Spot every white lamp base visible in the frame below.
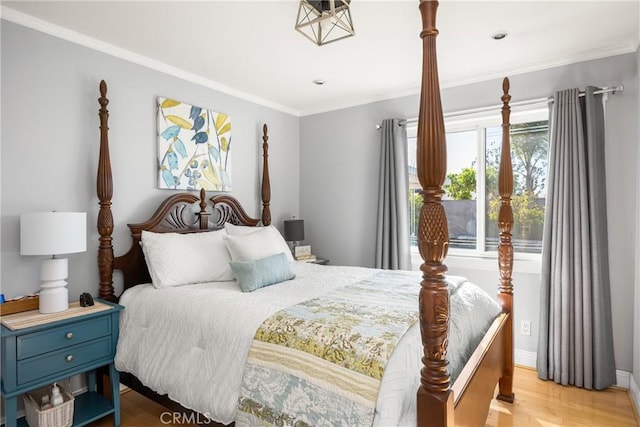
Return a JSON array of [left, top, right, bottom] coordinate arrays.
[[39, 257, 69, 314]]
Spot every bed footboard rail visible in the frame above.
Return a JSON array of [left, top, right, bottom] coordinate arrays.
[[451, 313, 509, 424]]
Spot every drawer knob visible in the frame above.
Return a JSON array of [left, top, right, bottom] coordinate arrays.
[[66, 354, 74, 363], [66, 332, 74, 339]]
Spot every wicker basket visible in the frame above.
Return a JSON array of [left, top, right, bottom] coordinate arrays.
[[23, 384, 74, 427]]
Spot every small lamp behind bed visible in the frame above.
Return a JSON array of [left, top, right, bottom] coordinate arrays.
[[283, 218, 304, 255], [20, 212, 86, 313]]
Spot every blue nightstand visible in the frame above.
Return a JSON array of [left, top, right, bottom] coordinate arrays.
[[1, 300, 122, 427]]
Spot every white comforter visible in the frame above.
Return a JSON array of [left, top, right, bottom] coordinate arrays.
[[115, 263, 500, 426]]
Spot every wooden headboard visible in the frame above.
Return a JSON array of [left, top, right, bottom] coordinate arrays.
[[96, 81, 272, 301]]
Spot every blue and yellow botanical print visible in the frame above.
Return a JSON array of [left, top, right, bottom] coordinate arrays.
[[157, 97, 231, 191]]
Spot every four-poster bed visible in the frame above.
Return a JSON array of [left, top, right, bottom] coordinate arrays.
[[95, 1, 515, 425]]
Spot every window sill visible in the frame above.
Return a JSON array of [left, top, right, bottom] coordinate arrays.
[[410, 250, 541, 275]]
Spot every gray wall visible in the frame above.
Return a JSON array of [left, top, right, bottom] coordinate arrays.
[[300, 53, 639, 372], [1, 21, 300, 300]]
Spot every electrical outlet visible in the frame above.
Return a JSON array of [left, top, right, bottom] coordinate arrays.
[[520, 320, 531, 336]]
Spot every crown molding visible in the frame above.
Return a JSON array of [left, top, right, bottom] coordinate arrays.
[[300, 41, 637, 116], [2, 6, 636, 118], [0, 6, 301, 117]]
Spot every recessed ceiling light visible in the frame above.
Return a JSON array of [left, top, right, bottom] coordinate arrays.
[[312, 79, 326, 85], [491, 31, 509, 40]]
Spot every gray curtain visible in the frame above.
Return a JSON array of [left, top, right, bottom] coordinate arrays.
[[375, 119, 411, 270], [537, 87, 616, 390]]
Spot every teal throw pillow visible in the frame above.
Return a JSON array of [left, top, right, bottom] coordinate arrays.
[[229, 252, 295, 293]]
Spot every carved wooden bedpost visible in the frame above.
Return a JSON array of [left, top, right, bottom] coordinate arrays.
[[416, 1, 453, 426], [97, 80, 116, 302], [496, 77, 515, 403], [261, 124, 271, 226]]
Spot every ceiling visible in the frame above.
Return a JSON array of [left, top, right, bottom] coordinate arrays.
[[3, 1, 639, 116]]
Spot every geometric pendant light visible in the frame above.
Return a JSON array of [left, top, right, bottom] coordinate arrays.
[[295, 0, 355, 46]]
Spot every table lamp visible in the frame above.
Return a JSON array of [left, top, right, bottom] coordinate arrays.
[[20, 212, 87, 313], [284, 218, 304, 254]]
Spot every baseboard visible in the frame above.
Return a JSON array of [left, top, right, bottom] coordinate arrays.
[[513, 349, 632, 390], [629, 374, 640, 422], [514, 349, 536, 368], [616, 370, 631, 389]]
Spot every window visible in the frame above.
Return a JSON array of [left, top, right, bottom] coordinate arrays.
[[407, 106, 549, 256]]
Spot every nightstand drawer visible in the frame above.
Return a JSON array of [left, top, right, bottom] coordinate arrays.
[[17, 316, 111, 360], [17, 336, 112, 385]]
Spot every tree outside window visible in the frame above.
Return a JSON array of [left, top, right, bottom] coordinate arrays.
[[486, 121, 548, 252]]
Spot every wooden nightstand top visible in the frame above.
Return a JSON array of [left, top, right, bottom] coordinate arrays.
[[1, 301, 118, 331]]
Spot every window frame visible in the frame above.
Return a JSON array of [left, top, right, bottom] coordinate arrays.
[[407, 101, 549, 262]]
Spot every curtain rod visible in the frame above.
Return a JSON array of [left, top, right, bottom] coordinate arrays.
[[548, 85, 623, 103], [375, 85, 623, 129]]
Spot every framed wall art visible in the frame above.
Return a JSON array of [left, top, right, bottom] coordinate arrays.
[[157, 97, 232, 191]]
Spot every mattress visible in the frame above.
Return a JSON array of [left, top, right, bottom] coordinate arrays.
[[114, 262, 500, 426]]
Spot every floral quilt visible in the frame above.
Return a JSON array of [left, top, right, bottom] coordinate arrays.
[[236, 271, 421, 426]]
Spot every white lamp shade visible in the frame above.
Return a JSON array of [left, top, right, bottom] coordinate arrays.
[[20, 212, 87, 256]]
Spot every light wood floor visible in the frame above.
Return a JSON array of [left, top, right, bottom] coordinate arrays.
[[89, 366, 638, 426], [487, 367, 638, 426]]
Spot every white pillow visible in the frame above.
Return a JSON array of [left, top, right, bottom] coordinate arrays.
[[224, 223, 258, 235], [224, 223, 294, 261], [140, 229, 234, 288], [223, 226, 293, 262]]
